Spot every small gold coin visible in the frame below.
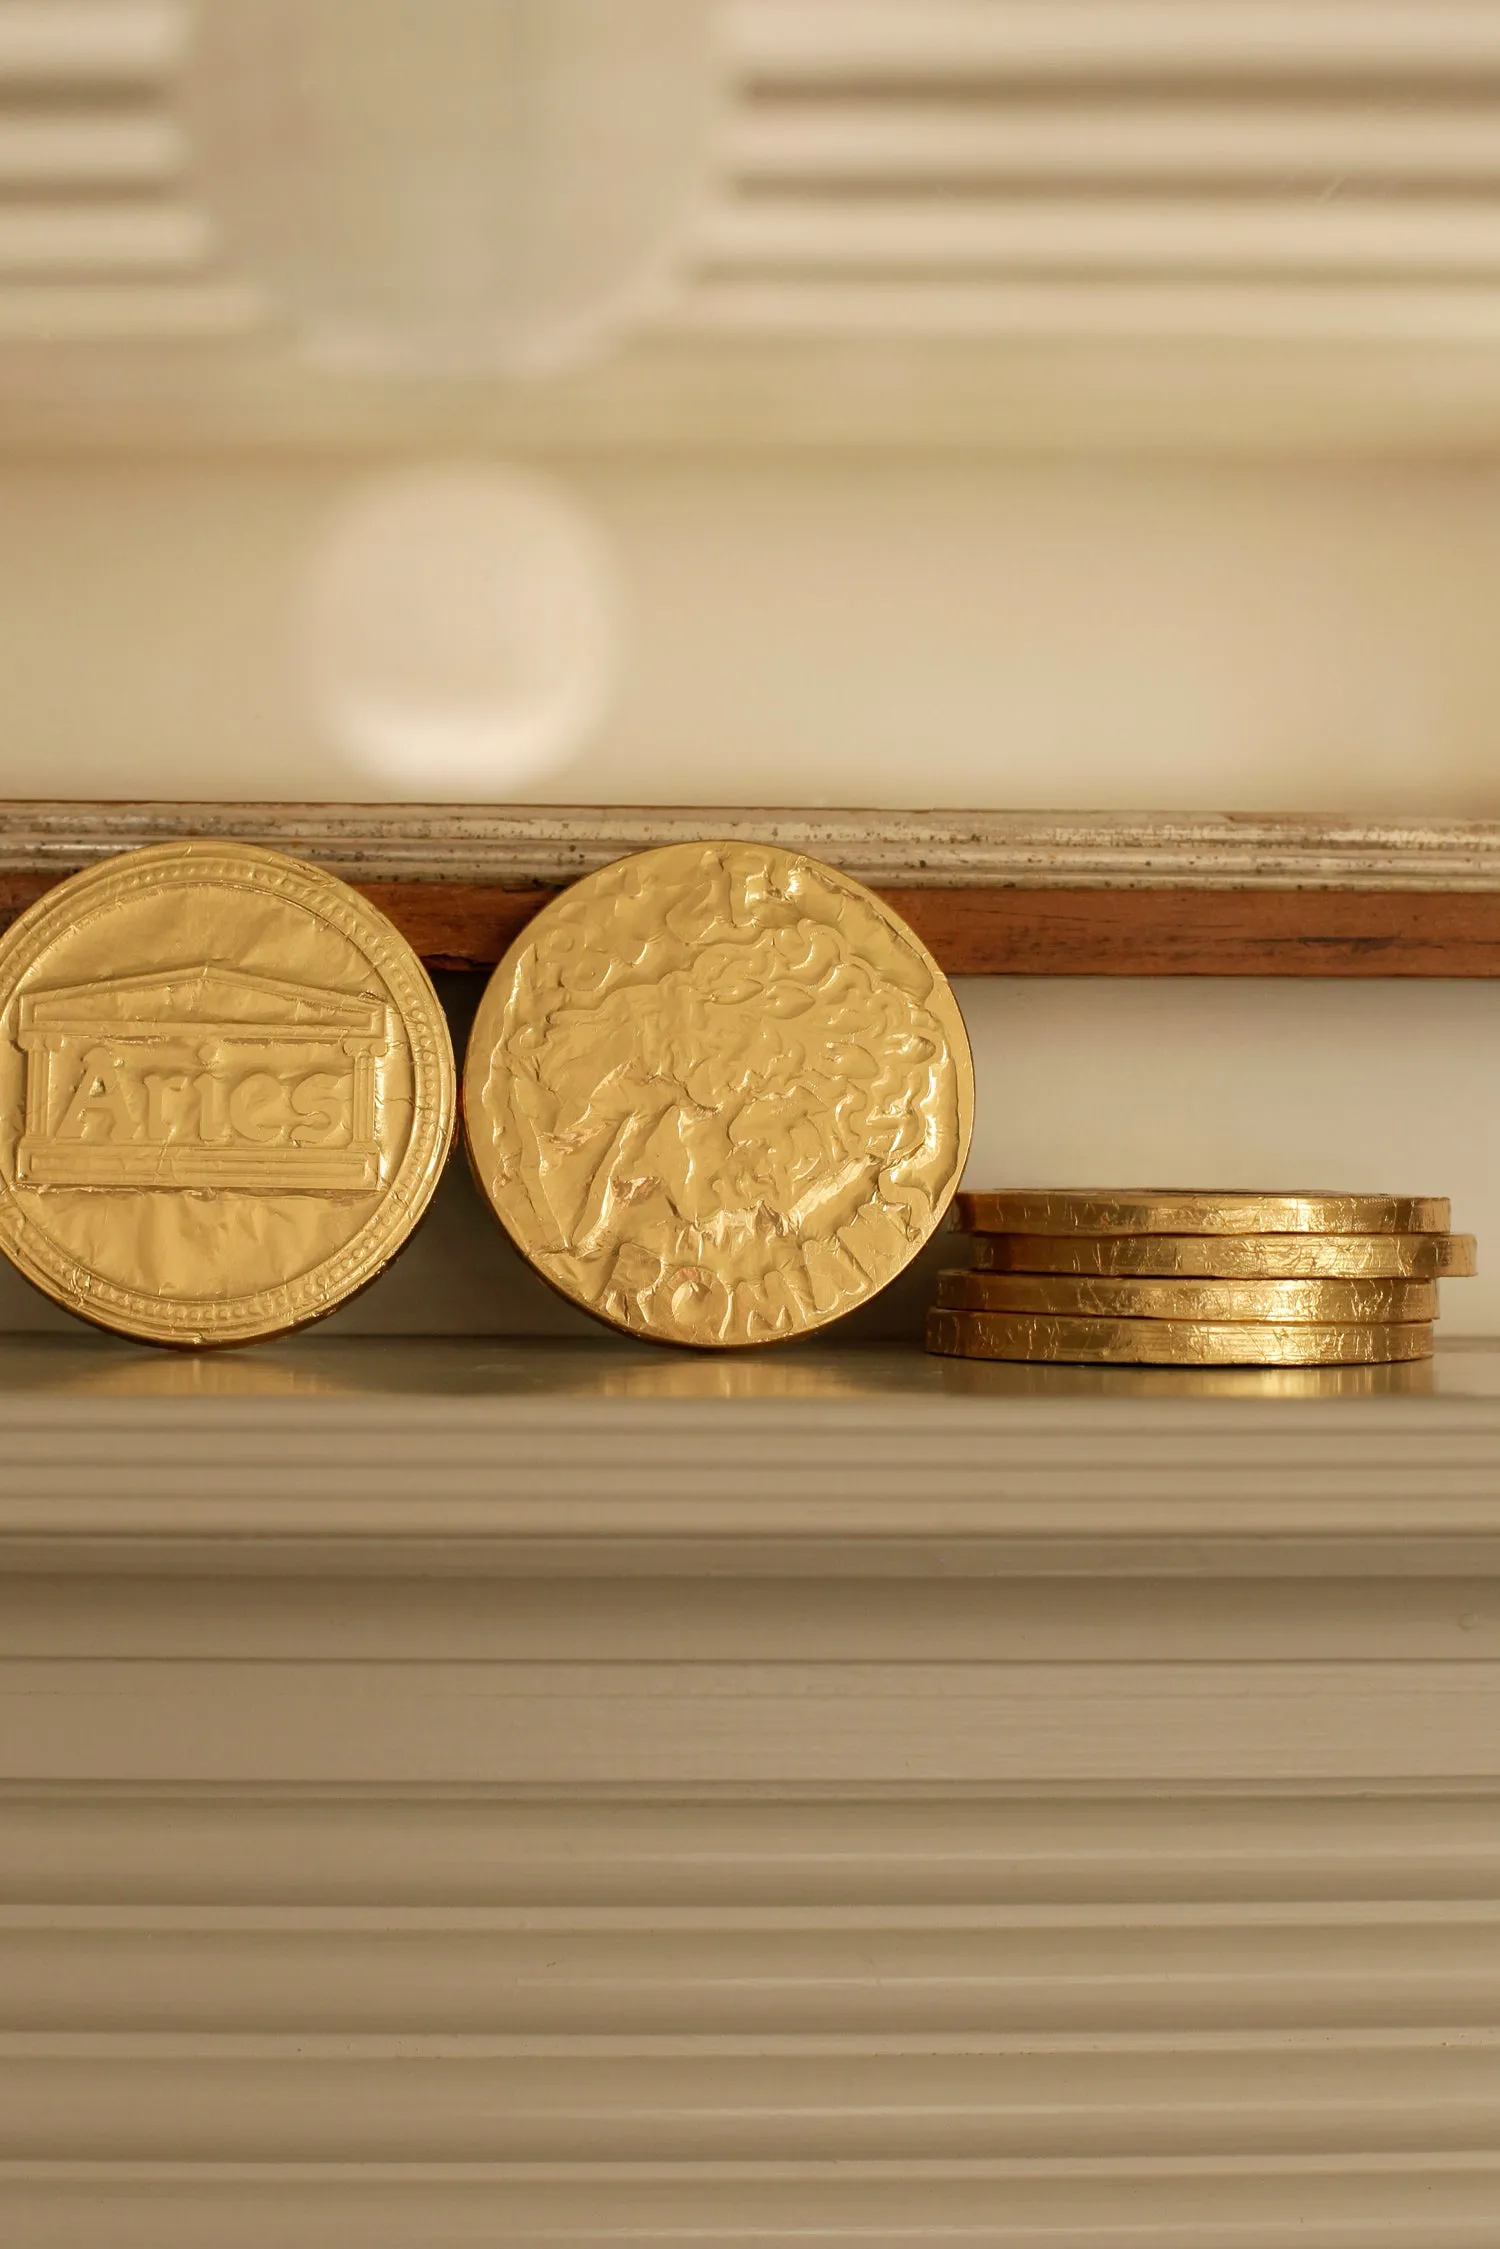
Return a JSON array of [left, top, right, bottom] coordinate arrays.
[[0, 842, 455, 1346], [970, 1231, 1477, 1280], [926, 1307, 1434, 1366], [954, 1189, 1450, 1237], [464, 840, 974, 1348], [935, 1268, 1438, 1324], [933, 1356, 1436, 1402]]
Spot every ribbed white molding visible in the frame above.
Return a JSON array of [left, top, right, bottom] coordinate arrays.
[[0, 204, 209, 274], [3, 1342, 1500, 2239], [0, 0, 258, 345], [0, 4, 186, 81], [6, 2158, 1500, 2248], [724, 3, 1500, 80], [3, 1352, 1500, 1573], [0, 279, 258, 340], [0, 116, 183, 187], [16, 1, 1500, 440], [687, 0, 1500, 348]]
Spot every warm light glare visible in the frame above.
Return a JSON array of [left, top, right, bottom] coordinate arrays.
[[302, 466, 621, 792]]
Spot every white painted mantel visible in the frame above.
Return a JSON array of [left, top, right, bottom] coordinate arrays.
[[3, 1334, 1500, 2246]]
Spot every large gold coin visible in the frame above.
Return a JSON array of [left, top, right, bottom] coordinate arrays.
[[926, 1307, 1434, 1366], [970, 1230, 1477, 1280], [936, 1268, 1438, 1324], [0, 843, 455, 1346], [954, 1189, 1450, 1237], [464, 840, 974, 1348]]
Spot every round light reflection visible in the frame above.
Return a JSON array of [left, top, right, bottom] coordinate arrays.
[[303, 466, 620, 793]]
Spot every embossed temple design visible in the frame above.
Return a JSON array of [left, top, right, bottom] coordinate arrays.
[[15, 966, 387, 1193]]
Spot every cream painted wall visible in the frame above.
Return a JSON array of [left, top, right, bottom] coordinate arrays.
[[2, 454, 1500, 809]]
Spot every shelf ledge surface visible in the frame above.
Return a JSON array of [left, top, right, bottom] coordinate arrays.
[[2, 1334, 1499, 1577]]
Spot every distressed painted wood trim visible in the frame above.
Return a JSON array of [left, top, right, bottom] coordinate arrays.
[[7, 805, 1500, 973], [4, 803, 1500, 891], [5, 1327, 1500, 2244]]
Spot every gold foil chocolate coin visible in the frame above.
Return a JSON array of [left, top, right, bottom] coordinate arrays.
[[955, 1189, 1450, 1237], [0, 843, 455, 1346], [970, 1231, 1478, 1280], [935, 1268, 1439, 1325], [926, 1307, 1434, 1367], [465, 840, 974, 1347]]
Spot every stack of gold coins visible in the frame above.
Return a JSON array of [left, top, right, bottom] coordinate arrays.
[[927, 1192, 1478, 1366]]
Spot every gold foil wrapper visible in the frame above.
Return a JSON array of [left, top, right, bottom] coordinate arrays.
[[969, 1230, 1477, 1280], [464, 841, 974, 1349], [926, 1306, 1435, 1367], [936, 1268, 1439, 1325], [932, 1355, 1441, 1400], [0, 842, 456, 1347], [955, 1190, 1451, 1238]]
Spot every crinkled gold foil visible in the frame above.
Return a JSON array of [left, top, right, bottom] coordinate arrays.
[[955, 1189, 1450, 1237], [936, 1268, 1439, 1325], [927, 1306, 1435, 1367], [464, 841, 974, 1348], [0, 842, 455, 1347], [969, 1230, 1477, 1280]]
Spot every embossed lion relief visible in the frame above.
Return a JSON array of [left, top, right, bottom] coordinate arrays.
[[469, 842, 973, 1347]]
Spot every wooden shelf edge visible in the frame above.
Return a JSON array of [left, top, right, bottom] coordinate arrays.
[[6, 807, 1500, 972], [871, 885, 1500, 979], [6, 871, 1500, 976]]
